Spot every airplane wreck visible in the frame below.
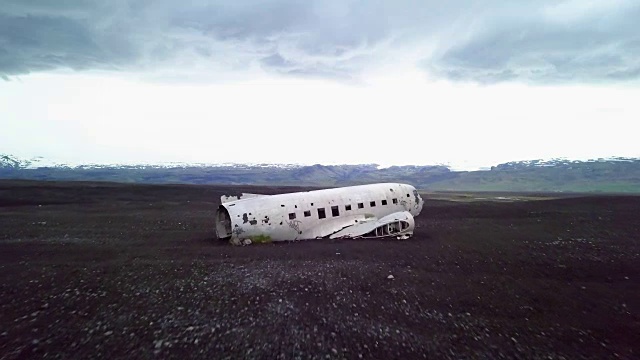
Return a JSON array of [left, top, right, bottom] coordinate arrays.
[[215, 183, 423, 244]]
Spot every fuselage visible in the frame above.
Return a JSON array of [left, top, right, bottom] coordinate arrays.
[[215, 183, 423, 242]]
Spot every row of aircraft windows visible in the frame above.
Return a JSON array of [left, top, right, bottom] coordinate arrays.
[[288, 196, 406, 220]]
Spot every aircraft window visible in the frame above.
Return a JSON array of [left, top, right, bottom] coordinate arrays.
[[281, 204, 285, 207], [407, 194, 410, 197], [289, 213, 296, 220], [370, 201, 376, 207], [311, 202, 314, 206], [357, 203, 364, 209], [331, 206, 339, 217], [345, 204, 352, 211], [304, 210, 311, 217], [392, 198, 398, 204], [317, 208, 326, 219], [381, 200, 387, 205]]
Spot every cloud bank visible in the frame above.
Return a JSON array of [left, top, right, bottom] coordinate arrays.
[[1, 0, 638, 83]]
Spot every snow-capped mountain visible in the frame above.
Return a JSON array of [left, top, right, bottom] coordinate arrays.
[[2, 154, 639, 192]]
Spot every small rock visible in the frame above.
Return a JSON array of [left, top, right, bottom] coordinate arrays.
[[186, 326, 194, 331], [154, 340, 163, 349], [387, 275, 394, 279], [104, 331, 113, 336], [331, 348, 338, 355]]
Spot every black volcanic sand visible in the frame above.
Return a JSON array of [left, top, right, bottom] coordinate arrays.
[[0, 181, 638, 359]]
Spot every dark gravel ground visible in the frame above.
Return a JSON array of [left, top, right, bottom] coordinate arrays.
[[0, 180, 639, 359]]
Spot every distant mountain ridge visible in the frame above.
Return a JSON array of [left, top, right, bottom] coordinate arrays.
[[2, 154, 640, 193]]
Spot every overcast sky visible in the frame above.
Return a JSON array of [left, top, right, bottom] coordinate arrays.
[[1, 0, 639, 169]]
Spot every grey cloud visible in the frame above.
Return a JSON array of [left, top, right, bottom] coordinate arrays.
[[259, 52, 357, 81], [427, 3, 640, 83], [0, 0, 414, 80], [168, 1, 310, 40], [0, 0, 102, 18], [260, 53, 290, 68], [1, 0, 638, 84], [0, 13, 137, 75]]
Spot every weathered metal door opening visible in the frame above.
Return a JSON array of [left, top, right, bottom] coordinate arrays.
[[215, 205, 232, 240]]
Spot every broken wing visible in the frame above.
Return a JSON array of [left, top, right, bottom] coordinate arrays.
[[329, 211, 415, 240]]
